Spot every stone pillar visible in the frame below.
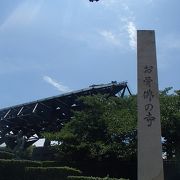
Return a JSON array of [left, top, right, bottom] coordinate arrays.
[[137, 30, 164, 180]]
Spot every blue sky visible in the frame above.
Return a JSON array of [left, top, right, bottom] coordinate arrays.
[[0, 0, 180, 108]]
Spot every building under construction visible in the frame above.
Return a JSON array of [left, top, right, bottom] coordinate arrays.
[[0, 81, 131, 150]]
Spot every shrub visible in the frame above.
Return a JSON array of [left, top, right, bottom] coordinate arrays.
[[0, 159, 41, 180], [67, 176, 129, 180], [25, 167, 82, 180], [41, 161, 66, 167], [0, 151, 15, 159]]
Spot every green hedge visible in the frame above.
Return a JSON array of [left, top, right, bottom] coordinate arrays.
[[67, 176, 128, 180], [0, 159, 41, 180], [0, 160, 81, 180], [41, 160, 66, 167], [0, 151, 15, 159], [25, 167, 82, 180]]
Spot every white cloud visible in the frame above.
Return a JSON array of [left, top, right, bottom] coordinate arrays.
[[99, 30, 120, 46], [43, 76, 72, 93], [100, 0, 121, 8], [121, 3, 135, 18], [0, 0, 44, 30], [99, 0, 137, 50], [127, 21, 137, 50]]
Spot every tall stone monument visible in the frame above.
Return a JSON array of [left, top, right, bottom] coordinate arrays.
[[137, 30, 164, 180]]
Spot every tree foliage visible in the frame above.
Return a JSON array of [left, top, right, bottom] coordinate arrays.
[[44, 94, 137, 162], [160, 88, 180, 159], [43, 88, 180, 162]]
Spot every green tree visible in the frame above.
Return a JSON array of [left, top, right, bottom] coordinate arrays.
[[160, 88, 180, 160], [43, 89, 180, 162], [44, 94, 137, 163]]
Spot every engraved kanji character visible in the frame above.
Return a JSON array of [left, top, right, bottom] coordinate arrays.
[[143, 89, 154, 101], [144, 112, 156, 127], [145, 104, 153, 111], [144, 65, 153, 73], [144, 76, 153, 87]]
